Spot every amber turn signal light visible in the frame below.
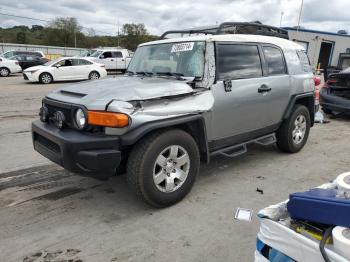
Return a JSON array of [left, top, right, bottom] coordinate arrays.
[[88, 111, 129, 127]]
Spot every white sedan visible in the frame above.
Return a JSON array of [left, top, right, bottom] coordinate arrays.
[[23, 57, 107, 84], [0, 57, 22, 77]]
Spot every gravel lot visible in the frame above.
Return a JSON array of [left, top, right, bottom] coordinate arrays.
[[0, 75, 349, 262]]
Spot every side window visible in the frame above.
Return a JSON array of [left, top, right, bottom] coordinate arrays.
[[263, 46, 286, 75], [112, 51, 123, 58], [216, 44, 262, 80], [101, 52, 112, 58], [296, 50, 312, 72], [77, 59, 92, 65], [55, 59, 73, 67], [25, 56, 36, 61]]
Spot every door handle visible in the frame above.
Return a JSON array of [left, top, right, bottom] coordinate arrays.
[[258, 84, 271, 93], [121, 59, 125, 61], [111, 59, 114, 61]]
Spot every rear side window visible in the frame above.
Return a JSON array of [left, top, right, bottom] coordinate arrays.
[[112, 51, 123, 58], [216, 44, 262, 80], [296, 50, 312, 72], [263, 46, 286, 75], [76, 59, 92, 65]]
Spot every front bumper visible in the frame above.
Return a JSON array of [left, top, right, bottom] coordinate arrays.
[[320, 89, 350, 113], [32, 120, 121, 174], [23, 72, 38, 82]]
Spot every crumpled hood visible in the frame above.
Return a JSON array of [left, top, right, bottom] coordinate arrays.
[[47, 76, 194, 110]]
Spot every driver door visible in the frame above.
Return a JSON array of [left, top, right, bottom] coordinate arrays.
[[210, 43, 277, 146], [99, 51, 115, 69], [52, 59, 76, 80]]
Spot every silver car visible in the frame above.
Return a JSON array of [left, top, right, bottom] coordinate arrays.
[[32, 23, 315, 207]]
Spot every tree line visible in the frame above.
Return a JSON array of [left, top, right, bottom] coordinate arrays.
[[0, 17, 159, 51]]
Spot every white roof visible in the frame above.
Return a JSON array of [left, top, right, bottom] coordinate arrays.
[[140, 34, 303, 51]]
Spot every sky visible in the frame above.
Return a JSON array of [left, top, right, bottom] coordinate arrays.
[[0, 0, 349, 36]]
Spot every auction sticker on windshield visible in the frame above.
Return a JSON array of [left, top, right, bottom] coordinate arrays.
[[171, 42, 194, 53]]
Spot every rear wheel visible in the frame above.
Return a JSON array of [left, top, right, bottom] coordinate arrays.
[[39, 73, 53, 84], [0, 67, 10, 77], [127, 129, 200, 207], [88, 71, 100, 80], [276, 105, 311, 153]]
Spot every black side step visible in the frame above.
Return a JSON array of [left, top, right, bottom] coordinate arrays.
[[210, 133, 276, 158]]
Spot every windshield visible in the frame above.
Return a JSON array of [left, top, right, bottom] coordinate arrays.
[[90, 51, 103, 57], [128, 41, 205, 78], [3, 51, 14, 58], [44, 58, 61, 66]]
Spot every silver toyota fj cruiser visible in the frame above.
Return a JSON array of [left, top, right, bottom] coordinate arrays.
[[32, 23, 315, 207]]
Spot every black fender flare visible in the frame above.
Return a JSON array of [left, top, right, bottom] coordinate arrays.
[[283, 92, 315, 126], [120, 114, 210, 163]]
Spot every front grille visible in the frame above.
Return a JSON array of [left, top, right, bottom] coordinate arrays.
[[43, 98, 76, 129], [35, 133, 61, 154], [42, 98, 104, 133]]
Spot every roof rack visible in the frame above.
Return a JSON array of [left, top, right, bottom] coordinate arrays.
[[160, 22, 289, 40]]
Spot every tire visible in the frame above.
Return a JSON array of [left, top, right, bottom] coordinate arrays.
[[39, 73, 53, 84], [89, 71, 100, 80], [0, 67, 10, 77], [276, 105, 311, 153], [127, 129, 200, 207]]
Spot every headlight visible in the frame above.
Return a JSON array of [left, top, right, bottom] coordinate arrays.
[[75, 108, 87, 129], [25, 70, 38, 74]]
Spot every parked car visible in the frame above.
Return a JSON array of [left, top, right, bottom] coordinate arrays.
[[9, 55, 49, 70], [0, 57, 22, 77], [23, 57, 107, 84], [1, 50, 45, 59], [320, 68, 350, 115], [32, 22, 315, 207], [87, 49, 132, 72]]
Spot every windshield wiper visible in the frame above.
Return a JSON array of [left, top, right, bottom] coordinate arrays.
[[136, 71, 153, 77], [155, 72, 184, 80], [126, 70, 135, 76]]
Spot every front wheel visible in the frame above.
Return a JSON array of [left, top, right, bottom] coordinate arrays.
[[0, 67, 10, 77], [127, 129, 200, 207], [276, 105, 311, 153], [39, 73, 53, 84]]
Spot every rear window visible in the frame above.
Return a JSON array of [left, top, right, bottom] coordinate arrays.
[[296, 50, 312, 72], [216, 44, 263, 80], [263, 46, 286, 75]]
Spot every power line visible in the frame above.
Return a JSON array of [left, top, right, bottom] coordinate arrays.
[[0, 11, 115, 36]]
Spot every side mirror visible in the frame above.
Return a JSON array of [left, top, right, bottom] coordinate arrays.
[[55, 64, 61, 68], [99, 55, 105, 59]]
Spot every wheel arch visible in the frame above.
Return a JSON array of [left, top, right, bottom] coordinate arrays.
[[283, 92, 315, 126], [89, 70, 100, 77], [0, 66, 11, 75], [121, 115, 210, 163], [39, 71, 54, 82]]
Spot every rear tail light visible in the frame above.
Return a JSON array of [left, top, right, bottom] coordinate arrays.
[[313, 76, 321, 86], [326, 79, 337, 86]]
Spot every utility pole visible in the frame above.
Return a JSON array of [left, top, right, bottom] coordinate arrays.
[[279, 11, 284, 27], [74, 29, 77, 48], [117, 19, 120, 47], [296, 0, 304, 32]]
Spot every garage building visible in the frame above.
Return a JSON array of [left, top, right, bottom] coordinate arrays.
[[285, 27, 350, 71]]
